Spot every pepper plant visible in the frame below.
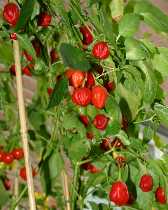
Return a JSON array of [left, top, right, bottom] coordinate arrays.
[[1, 0, 168, 209]]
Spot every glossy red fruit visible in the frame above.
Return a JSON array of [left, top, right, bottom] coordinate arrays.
[[80, 26, 93, 45], [65, 69, 75, 80], [81, 162, 100, 174], [72, 87, 91, 106], [22, 66, 32, 76], [12, 148, 24, 160], [0, 150, 4, 162], [32, 39, 41, 57], [71, 71, 85, 88], [79, 115, 89, 127], [3, 3, 20, 26], [86, 132, 94, 140], [23, 50, 33, 62], [86, 72, 95, 88], [111, 138, 124, 149], [10, 33, 17, 40], [155, 187, 167, 204], [3, 178, 12, 190], [92, 42, 110, 60], [91, 86, 108, 109], [104, 81, 116, 92], [38, 13, 52, 27], [93, 114, 109, 130], [139, 175, 153, 192], [19, 167, 36, 181], [50, 49, 59, 64], [3, 153, 14, 164], [9, 65, 16, 76], [109, 181, 129, 206], [115, 156, 126, 168], [47, 88, 53, 96], [100, 138, 111, 151]]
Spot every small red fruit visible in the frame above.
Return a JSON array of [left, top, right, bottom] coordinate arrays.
[[65, 69, 75, 80], [47, 88, 53, 96], [10, 33, 17, 40], [32, 39, 41, 57], [71, 70, 85, 88], [3, 178, 12, 190], [22, 66, 32, 76], [115, 156, 126, 168], [111, 138, 124, 149], [38, 13, 52, 27], [23, 50, 33, 62], [3, 153, 14, 165], [86, 72, 95, 88], [12, 148, 24, 160], [50, 49, 59, 64], [139, 174, 153, 192], [9, 65, 16, 76], [86, 132, 94, 140], [19, 167, 36, 181], [155, 187, 167, 204], [100, 138, 111, 151], [104, 81, 116, 92], [81, 162, 100, 174], [92, 42, 110, 60], [79, 115, 89, 127], [3, 3, 20, 26], [80, 26, 93, 45], [93, 114, 109, 130], [72, 87, 91, 106], [91, 86, 108, 109], [109, 181, 129, 206], [0, 150, 4, 162]]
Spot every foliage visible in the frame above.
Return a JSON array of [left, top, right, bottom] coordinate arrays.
[[0, 0, 168, 209]]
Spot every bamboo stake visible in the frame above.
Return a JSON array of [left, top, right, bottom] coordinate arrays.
[[62, 170, 71, 210], [14, 175, 19, 210], [12, 39, 36, 210]]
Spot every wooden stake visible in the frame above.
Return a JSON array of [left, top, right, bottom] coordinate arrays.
[[13, 39, 36, 210], [62, 171, 71, 210]]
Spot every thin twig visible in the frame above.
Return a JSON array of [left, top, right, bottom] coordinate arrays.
[[13, 39, 36, 210]]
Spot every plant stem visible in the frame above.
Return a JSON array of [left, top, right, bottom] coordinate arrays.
[[71, 162, 79, 210], [11, 186, 28, 210]]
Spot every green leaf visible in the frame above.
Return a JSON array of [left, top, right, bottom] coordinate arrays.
[[15, 0, 36, 31], [143, 126, 154, 142], [115, 130, 130, 145], [17, 34, 36, 58], [109, 0, 124, 21], [63, 112, 86, 137], [0, 180, 10, 207], [0, 41, 13, 66], [119, 14, 141, 37], [152, 53, 168, 79], [105, 120, 120, 136], [68, 135, 90, 162], [118, 83, 141, 120], [125, 38, 148, 60], [136, 187, 153, 210], [105, 96, 121, 121], [136, 61, 157, 104], [48, 77, 69, 109], [48, 151, 63, 179], [134, 0, 168, 33], [60, 43, 91, 71], [154, 103, 168, 128]]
